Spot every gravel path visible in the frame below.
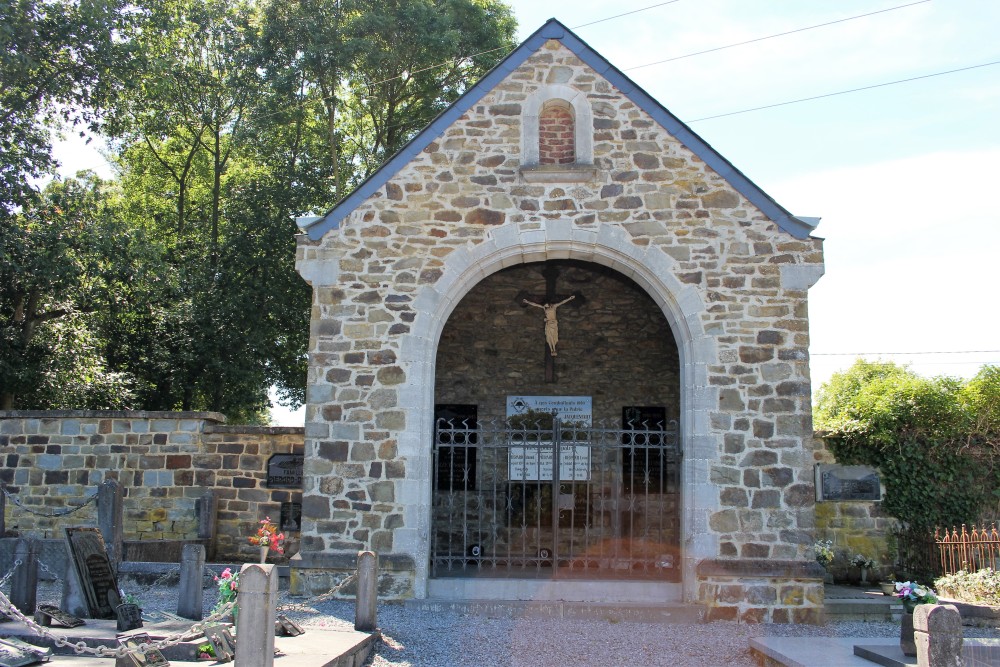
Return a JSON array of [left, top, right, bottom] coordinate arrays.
[[16, 576, 1000, 667]]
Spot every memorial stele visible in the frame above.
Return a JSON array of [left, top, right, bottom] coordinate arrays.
[[292, 19, 827, 623]]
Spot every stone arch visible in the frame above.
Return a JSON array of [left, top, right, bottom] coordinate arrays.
[[521, 84, 594, 166], [396, 222, 719, 601]]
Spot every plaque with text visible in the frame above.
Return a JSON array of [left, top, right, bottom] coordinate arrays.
[[116, 603, 144, 632], [815, 464, 882, 501], [66, 527, 120, 619], [506, 396, 592, 481], [35, 604, 85, 628], [275, 614, 305, 636], [116, 633, 168, 667], [202, 626, 235, 663], [280, 502, 302, 532], [266, 454, 303, 489]]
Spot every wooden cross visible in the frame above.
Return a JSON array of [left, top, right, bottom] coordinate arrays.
[[517, 264, 584, 383]]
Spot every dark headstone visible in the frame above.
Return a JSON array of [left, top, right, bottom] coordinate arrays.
[[266, 454, 303, 489], [116, 603, 144, 632], [176, 544, 205, 621], [116, 633, 169, 667], [34, 604, 85, 628], [815, 464, 882, 501], [275, 614, 305, 636], [65, 527, 120, 619], [279, 502, 302, 532], [10, 539, 38, 614], [202, 626, 235, 663]]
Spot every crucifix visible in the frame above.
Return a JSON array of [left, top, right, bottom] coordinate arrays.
[[517, 264, 584, 383]]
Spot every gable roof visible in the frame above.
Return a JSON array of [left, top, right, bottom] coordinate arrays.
[[302, 18, 818, 241]]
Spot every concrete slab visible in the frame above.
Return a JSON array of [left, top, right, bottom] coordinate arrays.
[[751, 637, 1000, 667], [0, 621, 377, 667]]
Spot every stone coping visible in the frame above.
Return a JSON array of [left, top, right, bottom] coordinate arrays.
[[206, 424, 304, 435], [293, 551, 416, 572], [0, 409, 228, 422], [696, 558, 826, 579]]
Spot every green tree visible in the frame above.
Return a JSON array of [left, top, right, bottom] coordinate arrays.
[[815, 360, 1000, 530]]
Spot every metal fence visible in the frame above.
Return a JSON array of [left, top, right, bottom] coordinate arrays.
[[936, 524, 1000, 576], [431, 418, 681, 580]]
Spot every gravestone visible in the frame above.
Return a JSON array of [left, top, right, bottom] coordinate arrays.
[[115, 633, 169, 667], [0, 638, 38, 667], [10, 538, 39, 614], [275, 614, 304, 636], [202, 626, 235, 663], [65, 527, 120, 619], [176, 544, 205, 621], [116, 603, 144, 632], [34, 604, 85, 628]]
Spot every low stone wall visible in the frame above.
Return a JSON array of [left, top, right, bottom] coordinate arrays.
[[696, 558, 825, 623], [0, 411, 303, 561]]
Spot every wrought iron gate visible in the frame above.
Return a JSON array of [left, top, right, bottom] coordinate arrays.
[[431, 418, 681, 580]]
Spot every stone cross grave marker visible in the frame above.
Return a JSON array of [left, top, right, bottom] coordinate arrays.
[[65, 527, 120, 619]]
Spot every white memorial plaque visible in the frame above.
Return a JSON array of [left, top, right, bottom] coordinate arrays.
[[506, 396, 591, 481]]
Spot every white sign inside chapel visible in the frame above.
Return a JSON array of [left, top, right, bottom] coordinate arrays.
[[505, 395, 592, 481]]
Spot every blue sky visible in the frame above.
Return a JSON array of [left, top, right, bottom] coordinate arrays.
[[55, 0, 1000, 424]]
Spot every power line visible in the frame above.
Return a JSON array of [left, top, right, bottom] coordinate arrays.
[[573, 1, 682, 29], [624, 0, 930, 71], [686, 59, 1000, 122], [813, 350, 1000, 356]]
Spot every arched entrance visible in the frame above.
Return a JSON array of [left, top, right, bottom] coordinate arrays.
[[431, 260, 682, 581]]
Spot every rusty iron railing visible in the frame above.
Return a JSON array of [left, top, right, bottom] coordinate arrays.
[[935, 524, 1000, 575]]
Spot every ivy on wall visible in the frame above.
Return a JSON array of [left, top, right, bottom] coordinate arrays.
[[815, 361, 1000, 531]]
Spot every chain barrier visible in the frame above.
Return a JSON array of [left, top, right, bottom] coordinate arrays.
[[0, 586, 236, 658], [0, 559, 22, 590], [277, 572, 357, 612], [2, 486, 98, 518], [36, 559, 63, 587]]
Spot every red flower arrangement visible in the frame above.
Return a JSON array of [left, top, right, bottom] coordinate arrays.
[[248, 517, 285, 554]]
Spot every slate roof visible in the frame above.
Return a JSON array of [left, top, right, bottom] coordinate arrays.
[[303, 18, 818, 241]]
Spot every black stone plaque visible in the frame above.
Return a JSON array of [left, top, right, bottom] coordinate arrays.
[[202, 626, 235, 663], [66, 527, 120, 619], [275, 614, 305, 636], [116, 603, 144, 632], [34, 604, 85, 628], [280, 502, 302, 532], [816, 464, 882, 501], [116, 633, 169, 667], [266, 454, 303, 489]]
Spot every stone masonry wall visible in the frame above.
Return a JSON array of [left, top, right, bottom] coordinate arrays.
[[0, 411, 303, 561], [296, 38, 825, 614]]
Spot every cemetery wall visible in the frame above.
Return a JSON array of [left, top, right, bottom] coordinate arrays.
[[813, 438, 895, 581], [0, 411, 303, 561]]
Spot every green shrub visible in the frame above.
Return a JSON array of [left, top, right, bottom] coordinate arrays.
[[935, 569, 1000, 606]]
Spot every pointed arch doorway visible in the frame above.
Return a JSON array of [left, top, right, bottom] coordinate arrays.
[[431, 259, 682, 588]]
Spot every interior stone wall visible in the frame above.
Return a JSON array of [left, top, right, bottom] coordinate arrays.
[[435, 260, 680, 421]]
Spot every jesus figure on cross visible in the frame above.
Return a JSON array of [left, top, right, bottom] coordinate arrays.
[[523, 295, 575, 356]]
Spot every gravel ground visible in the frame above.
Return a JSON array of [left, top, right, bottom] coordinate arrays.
[[13, 576, 1000, 667]]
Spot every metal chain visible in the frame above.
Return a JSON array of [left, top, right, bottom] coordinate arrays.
[[0, 559, 22, 590], [0, 587, 236, 658], [277, 572, 357, 612], [36, 559, 63, 586], [2, 487, 98, 518]]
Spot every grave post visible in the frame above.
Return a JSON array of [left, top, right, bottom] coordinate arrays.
[[98, 479, 124, 570], [914, 603, 963, 667], [0, 483, 6, 537], [11, 538, 39, 614], [61, 539, 89, 618], [234, 563, 277, 667], [196, 489, 218, 561], [354, 551, 378, 632], [177, 544, 206, 620]]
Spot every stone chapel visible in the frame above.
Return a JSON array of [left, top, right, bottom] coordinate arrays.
[[292, 19, 826, 622]]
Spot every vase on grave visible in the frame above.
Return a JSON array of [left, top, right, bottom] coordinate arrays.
[[860, 567, 869, 584], [259, 545, 269, 563], [900, 610, 917, 656]]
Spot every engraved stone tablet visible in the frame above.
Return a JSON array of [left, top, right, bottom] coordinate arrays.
[[275, 614, 304, 636], [116, 633, 169, 667], [202, 626, 235, 663], [34, 604, 85, 628], [116, 603, 144, 632], [815, 464, 882, 501], [266, 453, 303, 489], [65, 527, 120, 618], [0, 638, 40, 667], [279, 502, 301, 532]]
